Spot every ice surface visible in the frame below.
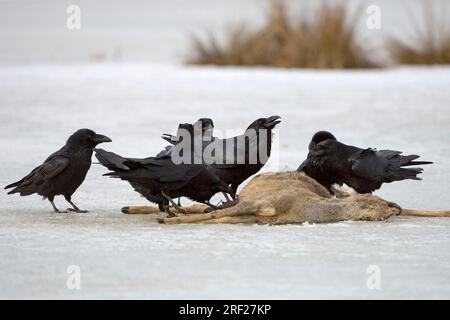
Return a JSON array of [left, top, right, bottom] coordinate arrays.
[[0, 64, 449, 298]]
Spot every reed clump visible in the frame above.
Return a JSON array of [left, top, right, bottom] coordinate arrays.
[[188, 2, 378, 69], [388, 2, 450, 65]]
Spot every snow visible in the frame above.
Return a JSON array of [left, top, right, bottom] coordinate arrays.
[[0, 63, 450, 299]]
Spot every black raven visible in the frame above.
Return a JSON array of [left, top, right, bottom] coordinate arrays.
[[95, 116, 280, 215], [5, 129, 111, 212], [161, 118, 214, 146], [156, 118, 217, 205], [206, 115, 281, 194], [94, 148, 235, 216], [157, 118, 215, 158], [298, 131, 433, 193], [165, 116, 281, 198]]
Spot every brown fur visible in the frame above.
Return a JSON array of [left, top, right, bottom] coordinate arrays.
[[162, 172, 401, 224], [123, 172, 450, 224]]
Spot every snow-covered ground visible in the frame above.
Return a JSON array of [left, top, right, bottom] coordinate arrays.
[[0, 63, 449, 299]]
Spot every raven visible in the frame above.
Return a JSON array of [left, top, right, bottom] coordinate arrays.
[[298, 131, 433, 193], [5, 129, 111, 212], [161, 118, 214, 146], [95, 116, 280, 216], [156, 118, 215, 158], [166, 116, 281, 198], [156, 118, 217, 205], [94, 148, 235, 216], [206, 115, 281, 194]]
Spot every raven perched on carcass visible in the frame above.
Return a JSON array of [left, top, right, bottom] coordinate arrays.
[[298, 131, 432, 193]]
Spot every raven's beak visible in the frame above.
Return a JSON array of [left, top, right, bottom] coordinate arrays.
[[263, 115, 281, 129], [92, 134, 112, 144]]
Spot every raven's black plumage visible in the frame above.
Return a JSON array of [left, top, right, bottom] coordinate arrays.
[[95, 116, 280, 215], [157, 118, 215, 158], [5, 129, 111, 212], [161, 118, 214, 146], [158, 116, 281, 194], [94, 148, 234, 216], [298, 131, 433, 193], [208, 116, 281, 193]]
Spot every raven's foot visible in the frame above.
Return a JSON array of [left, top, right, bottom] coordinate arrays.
[[203, 196, 239, 213], [157, 217, 165, 224], [55, 209, 72, 213], [217, 198, 239, 209], [217, 194, 239, 209], [170, 206, 186, 214], [164, 209, 178, 218], [66, 208, 89, 213], [203, 206, 216, 213], [203, 201, 219, 213]]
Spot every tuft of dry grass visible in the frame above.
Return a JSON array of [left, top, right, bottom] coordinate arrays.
[[388, 2, 450, 65], [188, 1, 378, 69]]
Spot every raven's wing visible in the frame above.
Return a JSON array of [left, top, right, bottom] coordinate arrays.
[[5, 155, 70, 194], [137, 158, 205, 183], [349, 148, 387, 182], [95, 148, 205, 184], [94, 148, 133, 171], [350, 149, 427, 183]]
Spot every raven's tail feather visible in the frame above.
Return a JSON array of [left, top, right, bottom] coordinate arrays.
[[382, 152, 432, 182], [396, 154, 433, 167], [94, 148, 130, 172], [396, 167, 424, 181], [5, 180, 23, 190], [6, 187, 18, 195], [5, 179, 36, 195], [401, 160, 433, 167]]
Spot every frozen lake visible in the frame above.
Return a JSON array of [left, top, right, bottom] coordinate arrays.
[[0, 63, 449, 298]]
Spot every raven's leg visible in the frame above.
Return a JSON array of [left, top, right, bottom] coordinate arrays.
[[218, 183, 239, 208], [158, 201, 177, 217], [204, 181, 239, 212], [219, 192, 235, 207], [203, 201, 219, 213], [161, 191, 186, 214], [64, 195, 89, 213], [48, 196, 61, 213], [216, 194, 239, 209], [222, 192, 232, 202], [161, 203, 178, 218]]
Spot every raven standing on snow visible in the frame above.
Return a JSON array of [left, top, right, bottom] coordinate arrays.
[[298, 131, 433, 193], [5, 129, 111, 212]]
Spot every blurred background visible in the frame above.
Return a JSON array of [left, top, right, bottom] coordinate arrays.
[[0, 0, 449, 65]]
